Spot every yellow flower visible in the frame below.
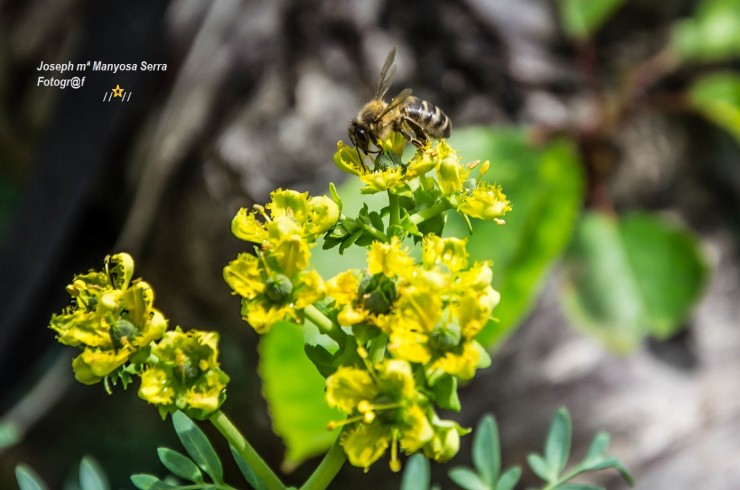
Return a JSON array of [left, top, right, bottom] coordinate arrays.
[[138, 328, 230, 420], [49, 253, 168, 384], [326, 359, 435, 472], [224, 252, 324, 334], [458, 181, 511, 221], [367, 237, 414, 278]]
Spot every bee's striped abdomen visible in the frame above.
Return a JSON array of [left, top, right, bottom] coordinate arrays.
[[401, 96, 451, 138]]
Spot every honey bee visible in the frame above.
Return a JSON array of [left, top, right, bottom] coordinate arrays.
[[348, 47, 451, 157]]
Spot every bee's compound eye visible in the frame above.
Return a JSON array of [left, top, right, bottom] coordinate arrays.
[[350, 125, 370, 150]]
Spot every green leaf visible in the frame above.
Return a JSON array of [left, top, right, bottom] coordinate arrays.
[[689, 73, 740, 144], [429, 374, 461, 412], [16, 465, 48, 490], [495, 467, 521, 490], [157, 448, 203, 483], [671, 0, 740, 62], [401, 454, 430, 490], [562, 212, 707, 352], [559, 0, 624, 40], [0, 421, 20, 450], [230, 445, 267, 490], [130, 474, 178, 490], [544, 407, 572, 476], [446, 127, 585, 348], [584, 433, 610, 461], [527, 454, 552, 483], [172, 411, 224, 484], [472, 414, 500, 486], [259, 320, 342, 467], [79, 456, 110, 490], [573, 457, 635, 486], [448, 467, 489, 490], [558, 484, 604, 490]]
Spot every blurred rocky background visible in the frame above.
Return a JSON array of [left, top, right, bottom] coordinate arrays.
[[1, 0, 739, 488]]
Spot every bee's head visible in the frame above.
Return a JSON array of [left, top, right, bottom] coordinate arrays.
[[348, 120, 371, 154]]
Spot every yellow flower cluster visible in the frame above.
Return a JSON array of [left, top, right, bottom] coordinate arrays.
[[224, 189, 339, 333], [324, 235, 498, 470], [49, 253, 229, 420]]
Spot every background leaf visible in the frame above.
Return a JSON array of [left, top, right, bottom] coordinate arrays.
[[156, 448, 203, 483], [230, 445, 267, 490], [79, 456, 110, 490], [258, 320, 342, 467], [671, 0, 740, 62], [400, 454, 430, 490], [562, 212, 707, 351], [495, 467, 521, 490], [448, 467, 489, 490], [472, 414, 500, 486], [559, 0, 624, 40], [544, 408, 572, 477], [172, 411, 224, 484], [689, 73, 740, 144], [16, 465, 48, 490], [446, 127, 585, 347]]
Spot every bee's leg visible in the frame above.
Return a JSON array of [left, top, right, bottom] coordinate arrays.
[[399, 117, 428, 148]]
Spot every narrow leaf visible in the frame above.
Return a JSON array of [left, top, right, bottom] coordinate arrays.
[[576, 457, 635, 485], [472, 414, 500, 486], [157, 448, 203, 483], [584, 433, 610, 460], [129, 474, 177, 490], [401, 454, 430, 490], [558, 484, 604, 490], [172, 411, 224, 484], [79, 456, 110, 490], [16, 465, 48, 490], [495, 467, 521, 490], [526, 454, 553, 482], [230, 445, 267, 490], [448, 467, 489, 490], [544, 407, 572, 476]]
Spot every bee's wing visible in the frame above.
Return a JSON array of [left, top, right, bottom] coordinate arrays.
[[374, 47, 398, 99], [375, 88, 413, 121]]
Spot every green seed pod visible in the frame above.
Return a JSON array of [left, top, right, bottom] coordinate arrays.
[[430, 323, 461, 351], [264, 274, 293, 303], [110, 318, 138, 349]]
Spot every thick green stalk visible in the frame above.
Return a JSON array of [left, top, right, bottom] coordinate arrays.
[[300, 436, 347, 490], [388, 191, 401, 228], [304, 304, 344, 341], [210, 410, 286, 490], [409, 200, 451, 225]]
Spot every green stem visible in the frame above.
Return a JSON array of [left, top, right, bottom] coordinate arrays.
[[362, 222, 389, 242], [304, 304, 344, 340], [300, 435, 347, 490], [409, 200, 451, 226], [388, 191, 401, 228], [209, 410, 286, 490]]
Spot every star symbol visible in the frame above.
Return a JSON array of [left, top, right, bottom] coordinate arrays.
[[112, 84, 124, 97]]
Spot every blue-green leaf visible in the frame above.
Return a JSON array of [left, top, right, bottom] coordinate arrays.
[[157, 448, 204, 483], [448, 467, 489, 490], [79, 456, 109, 490], [558, 484, 604, 490], [527, 453, 553, 483], [401, 454, 430, 490], [472, 414, 500, 486], [172, 411, 224, 484], [584, 433, 610, 461], [230, 445, 267, 490], [130, 474, 177, 490], [0, 421, 20, 450], [544, 407, 572, 476], [495, 467, 521, 490], [16, 465, 48, 490]]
